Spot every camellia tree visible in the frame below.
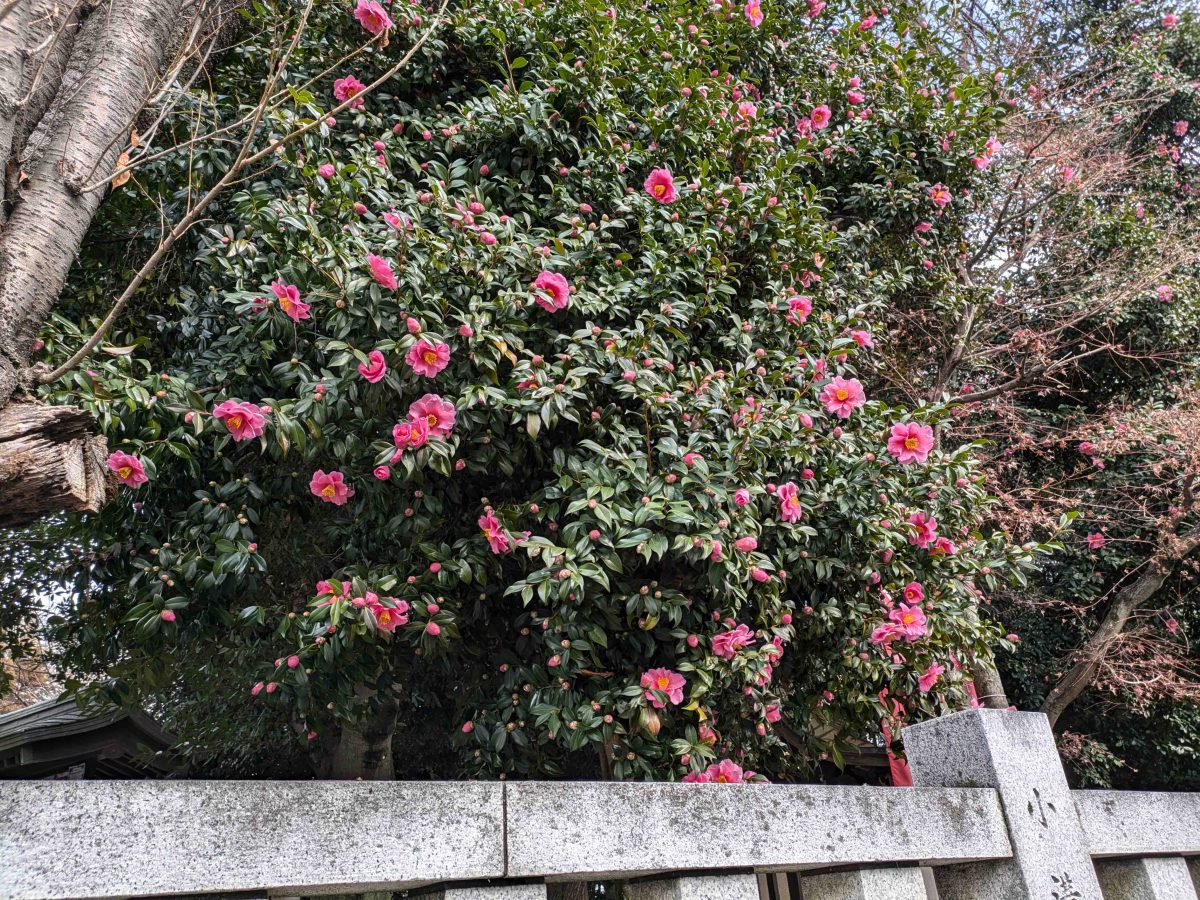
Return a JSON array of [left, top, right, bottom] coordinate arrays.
[[9, 0, 1043, 780]]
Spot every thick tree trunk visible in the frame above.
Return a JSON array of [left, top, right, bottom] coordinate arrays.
[[971, 656, 1010, 709], [0, 0, 196, 528], [0, 402, 107, 525], [314, 696, 399, 780], [0, 0, 187, 406], [1041, 526, 1200, 728]]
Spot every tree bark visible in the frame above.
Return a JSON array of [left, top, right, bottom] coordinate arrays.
[[0, 402, 107, 525], [0, 0, 187, 406], [0, 0, 199, 528], [972, 655, 1011, 709], [315, 696, 399, 780], [1041, 526, 1200, 728]]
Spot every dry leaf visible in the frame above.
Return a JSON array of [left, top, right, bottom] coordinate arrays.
[[111, 152, 131, 189]]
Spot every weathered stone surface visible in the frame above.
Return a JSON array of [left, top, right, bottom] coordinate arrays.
[[802, 867, 928, 899], [505, 782, 1010, 880], [1075, 791, 1200, 858], [1097, 858, 1199, 900], [546, 884, 588, 900], [427, 886, 548, 900], [625, 874, 760, 900], [905, 709, 1103, 900], [0, 781, 504, 898]]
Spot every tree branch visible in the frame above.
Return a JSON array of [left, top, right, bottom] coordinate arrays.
[[1041, 525, 1200, 728]]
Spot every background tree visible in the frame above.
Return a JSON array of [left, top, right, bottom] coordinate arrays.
[[879, 0, 1200, 786]]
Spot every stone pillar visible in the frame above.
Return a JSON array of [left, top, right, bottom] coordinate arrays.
[[1097, 858, 1199, 900], [428, 885, 549, 900], [624, 874, 760, 900], [802, 866, 927, 899], [904, 708, 1103, 900]]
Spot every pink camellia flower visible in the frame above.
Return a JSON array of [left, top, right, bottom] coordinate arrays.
[[1157, 284, 1174, 303], [734, 536, 758, 553], [408, 393, 456, 437], [107, 451, 148, 487], [750, 567, 770, 583], [406, 338, 451, 377], [887, 422, 935, 464], [358, 349, 388, 383], [479, 509, 511, 554], [317, 163, 335, 179], [1174, 120, 1189, 136], [160, 609, 176, 622], [641, 667, 686, 707], [928, 183, 952, 209], [902, 581, 925, 604], [870, 622, 901, 645], [859, 13, 877, 29], [1086, 532, 1106, 550], [736, 101, 758, 121], [212, 400, 268, 442], [461, 721, 474, 733], [811, 104, 832, 129], [1163, 12, 1178, 28], [918, 662, 946, 693], [317, 579, 351, 600], [644, 168, 677, 203], [373, 466, 390, 480], [712, 623, 756, 659], [777, 481, 802, 523], [707, 758, 752, 783], [369, 598, 410, 633], [850, 329, 874, 348], [392, 416, 430, 450], [734, 488, 751, 506], [820, 376, 866, 419], [766, 703, 782, 723], [931, 536, 958, 556], [710, 540, 724, 562], [786, 295, 813, 324], [744, 0, 763, 27], [353, 0, 394, 34], [683, 452, 703, 467], [846, 89, 866, 104], [333, 75, 367, 110], [531, 271, 570, 312], [368, 253, 398, 290], [271, 279, 310, 322], [309, 469, 355, 505], [908, 511, 938, 549], [889, 603, 927, 640], [426, 621, 442, 637]]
